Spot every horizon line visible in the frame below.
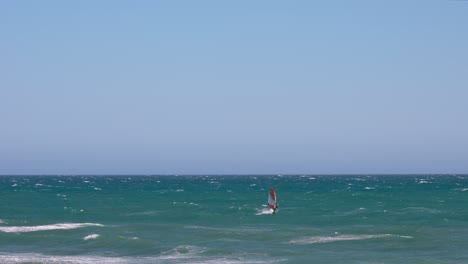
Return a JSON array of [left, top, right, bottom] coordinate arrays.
[[0, 173, 467, 176]]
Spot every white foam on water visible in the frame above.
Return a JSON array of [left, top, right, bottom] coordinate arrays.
[[159, 245, 275, 264], [0, 223, 104, 233], [288, 234, 413, 244], [255, 208, 274, 215], [0, 253, 125, 264], [0, 251, 279, 263], [159, 245, 206, 260], [83, 234, 100, 240]]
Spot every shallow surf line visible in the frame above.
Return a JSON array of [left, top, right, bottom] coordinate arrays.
[[288, 234, 413, 244], [0, 223, 104, 233]]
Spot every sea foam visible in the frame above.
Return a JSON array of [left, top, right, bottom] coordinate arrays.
[[0, 252, 272, 264], [83, 234, 100, 240], [288, 234, 413, 244], [0, 223, 103, 233], [0, 253, 124, 264]]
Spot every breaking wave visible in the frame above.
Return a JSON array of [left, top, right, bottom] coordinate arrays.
[[0, 223, 104, 233], [83, 234, 100, 240], [288, 234, 413, 244], [0, 252, 275, 264], [0, 253, 124, 264]]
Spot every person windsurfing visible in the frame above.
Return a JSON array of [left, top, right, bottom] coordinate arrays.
[[268, 187, 278, 214]]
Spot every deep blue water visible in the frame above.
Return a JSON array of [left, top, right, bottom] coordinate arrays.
[[1, 175, 468, 263]]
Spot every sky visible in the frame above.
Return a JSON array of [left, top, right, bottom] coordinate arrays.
[[1, 1, 467, 175]]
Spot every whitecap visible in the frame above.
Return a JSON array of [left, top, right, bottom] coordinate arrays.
[[83, 234, 100, 240], [0, 252, 275, 264], [0, 223, 104, 233], [159, 245, 206, 260], [288, 234, 412, 244], [0, 253, 124, 264]]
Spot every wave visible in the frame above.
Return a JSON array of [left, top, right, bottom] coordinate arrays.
[[158, 246, 274, 263], [0, 223, 104, 233], [0, 252, 275, 264], [83, 234, 100, 240], [160, 245, 205, 258], [0, 253, 123, 264], [288, 234, 413, 244]]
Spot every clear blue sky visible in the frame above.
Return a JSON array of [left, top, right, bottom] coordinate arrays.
[[1, 1, 467, 174]]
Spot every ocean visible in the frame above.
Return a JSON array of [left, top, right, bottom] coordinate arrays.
[[1, 175, 467, 263]]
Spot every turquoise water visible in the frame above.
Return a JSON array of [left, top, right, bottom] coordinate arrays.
[[1, 175, 468, 263]]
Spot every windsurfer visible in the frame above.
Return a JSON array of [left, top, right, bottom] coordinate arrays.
[[269, 187, 278, 214]]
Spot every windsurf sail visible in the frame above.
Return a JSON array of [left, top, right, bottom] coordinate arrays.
[[268, 187, 277, 211]]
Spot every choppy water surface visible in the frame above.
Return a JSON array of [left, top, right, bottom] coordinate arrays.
[[1, 175, 467, 263]]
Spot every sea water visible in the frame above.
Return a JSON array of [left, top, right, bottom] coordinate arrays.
[[1, 175, 467, 263]]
